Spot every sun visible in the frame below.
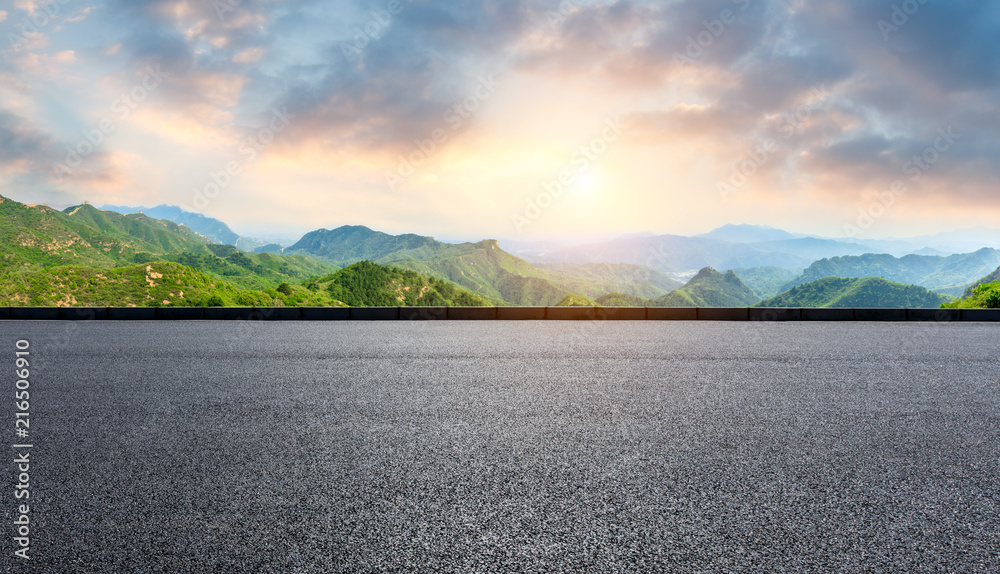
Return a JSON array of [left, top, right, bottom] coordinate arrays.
[[573, 170, 599, 198]]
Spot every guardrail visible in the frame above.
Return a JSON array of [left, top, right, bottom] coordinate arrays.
[[0, 307, 997, 321]]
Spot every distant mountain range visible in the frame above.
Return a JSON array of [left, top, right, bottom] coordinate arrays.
[[502, 232, 901, 273], [2, 197, 999, 308], [697, 223, 804, 243], [498, 224, 1000, 273], [503, 233, 823, 271]]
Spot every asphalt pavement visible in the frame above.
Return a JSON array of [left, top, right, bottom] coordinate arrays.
[[2, 321, 999, 572]]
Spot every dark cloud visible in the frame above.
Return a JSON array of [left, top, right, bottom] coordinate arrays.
[[575, 0, 1000, 207], [264, 0, 535, 151], [829, 1, 1000, 92], [0, 110, 119, 190], [94, 0, 534, 149], [0, 111, 53, 165]]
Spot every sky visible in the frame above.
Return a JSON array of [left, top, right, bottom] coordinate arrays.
[[1, 0, 999, 241]]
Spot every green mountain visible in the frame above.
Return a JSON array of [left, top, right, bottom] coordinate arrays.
[[102, 204, 271, 251], [594, 292, 647, 306], [289, 225, 441, 265], [0, 196, 336, 291], [555, 293, 597, 307], [943, 282, 1000, 309], [0, 196, 667, 308], [0, 257, 491, 308], [759, 277, 951, 308], [289, 226, 698, 306], [9, 194, 986, 311], [310, 261, 489, 307], [290, 227, 576, 305], [0, 198, 210, 268], [782, 250, 1000, 296], [963, 266, 1000, 296], [650, 268, 760, 307], [0, 261, 284, 307], [1, 198, 569, 307], [165, 244, 335, 290], [943, 266, 1000, 308], [731, 266, 802, 298], [382, 240, 571, 305]]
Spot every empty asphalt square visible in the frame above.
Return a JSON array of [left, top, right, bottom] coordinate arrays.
[[2, 321, 998, 572]]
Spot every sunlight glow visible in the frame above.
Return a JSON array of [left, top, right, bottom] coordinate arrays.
[[573, 170, 599, 198]]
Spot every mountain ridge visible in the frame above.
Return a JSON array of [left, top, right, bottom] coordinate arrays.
[[289, 226, 681, 305], [781, 250, 1000, 296], [101, 204, 271, 251], [759, 277, 951, 309], [650, 268, 760, 307]]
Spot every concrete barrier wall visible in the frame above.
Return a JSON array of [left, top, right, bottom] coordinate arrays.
[[448, 307, 498, 320], [750, 308, 802, 322], [854, 308, 907, 321], [58, 307, 109, 320], [545, 307, 593, 321], [907, 308, 961, 322], [401, 307, 447, 320], [647, 308, 698, 321], [301, 307, 351, 321], [698, 308, 749, 321], [156, 307, 205, 320], [802, 308, 854, 321], [204, 307, 255, 321], [497, 307, 547, 320], [961, 309, 1000, 322], [108, 307, 157, 320], [268, 307, 304, 321], [1, 306, 997, 321], [11, 307, 60, 320], [350, 307, 400, 321], [599, 307, 647, 320], [546, 307, 647, 320]]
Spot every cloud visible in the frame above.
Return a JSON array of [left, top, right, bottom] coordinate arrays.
[[6, 50, 79, 78], [66, 6, 96, 24], [232, 46, 265, 63], [98, 0, 1000, 214], [5, 0, 1000, 233], [566, 0, 1000, 211], [242, 0, 535, 154], [13, 1, 38, 13], [0, 110, 54, 168], [0, 109, 121, 191]]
